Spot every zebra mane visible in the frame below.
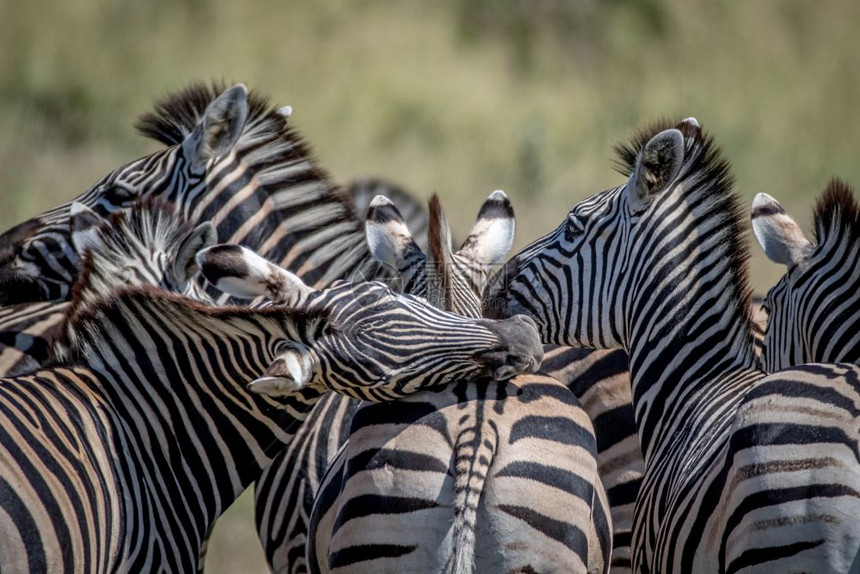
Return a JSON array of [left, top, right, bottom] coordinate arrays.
[[133, 84, 331, 193], [58, 285, 329, 366], [69, 199, 194, 297], [813, 178, 860, 248], [616, 119, 755, 331], [135, 82, 268, 146]]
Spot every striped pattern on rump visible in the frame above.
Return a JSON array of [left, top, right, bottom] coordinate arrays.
[[310, 376, 610, 573]]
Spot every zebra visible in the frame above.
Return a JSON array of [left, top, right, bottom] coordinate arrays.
[[217, 192, 610, 573], [253, 193, 638, 573], [0, 199, 216, 376], [751, 178, 860, 372], [311, 191, 611, 573], [0, 82, 412, 373], [0, 176, 426, 377], [484, 117, 860, 572], [0, 83, 250, 304], [0, 256, 542, 573]]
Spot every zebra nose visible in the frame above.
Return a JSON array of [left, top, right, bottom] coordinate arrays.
[[475, 314, 544, 380]]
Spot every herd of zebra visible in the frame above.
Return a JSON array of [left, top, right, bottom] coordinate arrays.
[[0, 82, 857, 573]]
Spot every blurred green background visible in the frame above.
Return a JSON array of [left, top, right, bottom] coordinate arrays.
[[1, 0, 859, 571]]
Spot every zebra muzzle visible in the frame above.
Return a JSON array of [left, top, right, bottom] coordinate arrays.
[[474, 314, 543, 380]]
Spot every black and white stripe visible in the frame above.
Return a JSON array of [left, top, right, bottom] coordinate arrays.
[[0, 83, 399, 372], [0, 84, 250, 304], [485, 118, 860, 572], [258, 192, 646, 573], [0, 263, 541, 573]]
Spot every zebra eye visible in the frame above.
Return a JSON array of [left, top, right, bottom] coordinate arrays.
[[564, 214, 585, 241], [104, 182, 137, 206]]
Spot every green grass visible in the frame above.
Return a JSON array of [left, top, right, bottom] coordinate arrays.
[[2, 1, 859, 570]]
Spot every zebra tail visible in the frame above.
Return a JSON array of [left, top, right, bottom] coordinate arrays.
[[450, 419, 497, 574]]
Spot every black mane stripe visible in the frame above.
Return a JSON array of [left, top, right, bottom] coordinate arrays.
[[136, 82, 273, 146], [813, 178, 860, 246]]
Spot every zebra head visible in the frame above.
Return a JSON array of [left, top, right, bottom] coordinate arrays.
[[0, 84, 249, 305], [752, 179, 860, 371], [196, 244, 543, 401], [365, 190, 515, 317], [68, 199, 217, 306], [484, 118, 752, 353]]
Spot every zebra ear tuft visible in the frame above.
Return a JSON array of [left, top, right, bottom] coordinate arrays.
[[248, 343, 315, 396], [457, 190, 515, 266], [751, 193, 812, 267], [183, 84, 249, 165], [69, 203, 106, 254], [628, 128, 685, 211], [173, 222, 218, 285], [365, 195, 423, 271]]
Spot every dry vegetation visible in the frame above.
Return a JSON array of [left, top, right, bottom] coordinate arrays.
[[1, 1, 858, 570]]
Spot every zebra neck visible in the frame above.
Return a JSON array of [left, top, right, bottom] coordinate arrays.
[[623, 209, 759, 463], [67, 291, 328, 516], [190, 133, 379, 290]]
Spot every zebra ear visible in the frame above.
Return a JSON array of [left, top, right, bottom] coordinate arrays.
[[365, 195, 424, 271], [69, 203, 106, 254], [457, 190, 515, 266], [248, 343, 315, 396], [628, 128, 685, 211], [196, 244, 314, 305], [751, 193, 812, 267], [173, 222, 218, 285], [182, 84, 249, 166]]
